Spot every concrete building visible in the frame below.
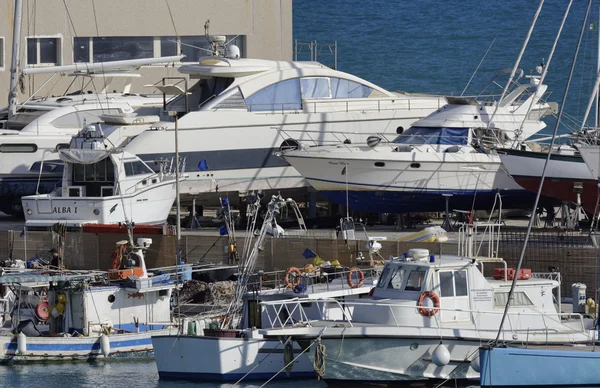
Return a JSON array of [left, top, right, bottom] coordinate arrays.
[[0, 0, 293, 105]]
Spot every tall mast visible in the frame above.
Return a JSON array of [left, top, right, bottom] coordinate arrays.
[[8, 0, 23, 120], [583, 7, 600, 128]]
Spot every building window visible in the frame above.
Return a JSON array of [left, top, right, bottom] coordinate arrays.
[[26, 37, 62, 66], [74, 35, 245, 64], [93, 37, 153, 62], [73, 37, 90, 62], [162, 35, 244, 62], [0, 37, 4, 70]]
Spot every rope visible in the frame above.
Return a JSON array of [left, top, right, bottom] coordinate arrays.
[[313, 338, 326, 379]]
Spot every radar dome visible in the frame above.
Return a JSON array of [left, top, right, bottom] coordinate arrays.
[[227, 44, 241, 59]]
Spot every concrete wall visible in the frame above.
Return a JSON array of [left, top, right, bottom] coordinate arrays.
[[0, 0, 293, 105]]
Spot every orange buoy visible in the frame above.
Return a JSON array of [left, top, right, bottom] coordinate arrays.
[[36, 301, 50, 321]]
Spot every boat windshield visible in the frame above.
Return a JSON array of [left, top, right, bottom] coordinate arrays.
[[393, 126, 469, 145]]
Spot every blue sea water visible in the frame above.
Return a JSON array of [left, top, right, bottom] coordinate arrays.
[[294, 0, 600, 136], [1, 1, 597, 387]]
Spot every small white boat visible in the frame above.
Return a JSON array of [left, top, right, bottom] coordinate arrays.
[[152, 266, 378, 381], [0, 238, 178, 363], [21, 124, 181, 227]]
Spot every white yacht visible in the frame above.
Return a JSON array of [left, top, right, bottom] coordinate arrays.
[[94, 55, 448, 205], [0, 56, 182, 215], [260, 247, 593, 383], [21, 123, 180, 228], [277, 72, 557, 213]]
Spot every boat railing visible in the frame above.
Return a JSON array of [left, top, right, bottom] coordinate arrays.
[[260, 298, 589, 338], [274, 128, 511, 153], [245, 96, 448, 115], [247, 266, 380, 293]]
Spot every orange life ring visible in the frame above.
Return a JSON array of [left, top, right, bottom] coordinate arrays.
[[418, 291, 440, 317], [284, 267, 302, 289], [347, 267, 365, 288]]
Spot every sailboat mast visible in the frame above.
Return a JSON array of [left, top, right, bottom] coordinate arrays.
[[8, 0, 23, 120], [596, 5, 600, 128]]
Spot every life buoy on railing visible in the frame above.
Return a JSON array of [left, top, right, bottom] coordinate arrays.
[[284, 267, 302, 289], [347, 267, 365, 288], [418, 291, 440, 317]]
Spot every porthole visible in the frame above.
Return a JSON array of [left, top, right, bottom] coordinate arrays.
[[410, 163, 421, 168], [396, 126, 404, 134], [108, 294, 115, 303], [374, 162, 385, 167]]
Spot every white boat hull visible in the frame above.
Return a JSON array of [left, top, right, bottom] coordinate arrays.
[[152, 334, 315, 381], [22, 181, 176, 227], [298, 336, 480, 382], [0, 328, 177, 363], [282, 147, 534, 213]]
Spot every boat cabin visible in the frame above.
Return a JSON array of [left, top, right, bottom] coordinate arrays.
[[350, 249, 560, 330]]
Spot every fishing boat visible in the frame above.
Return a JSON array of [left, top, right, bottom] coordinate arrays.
[[259, 242, 594, 383], [152, 194, 380, 381], [276, 67, 556, 214], [21, 123, 181, 228], [0, 237, 178, 363]]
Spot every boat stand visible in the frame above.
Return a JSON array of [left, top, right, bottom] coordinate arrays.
[[186, 198, 201, 230], [441, 194, 454, 231]]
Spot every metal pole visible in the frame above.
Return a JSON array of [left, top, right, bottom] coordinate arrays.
[[168, 111, 182, 279], [8, 0, 23, 119]]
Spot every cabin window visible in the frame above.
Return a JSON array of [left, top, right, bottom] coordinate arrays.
[[388, 268, 406, 290], [404, 270, 426, 292], [246, 79, 302, 112], [301, 78, 332, 99], [393, 127, 469, 146], [51, 109, 121, 128], [376, 266, 391, 288], [0, 144, 38, 153], [73, 158, 115, 183], [493, 291, 533, 307], [330, 78, 373, 98], [26, 37, 62, 66], [439, 270, 468, 297], [124, 161, 153, 176]]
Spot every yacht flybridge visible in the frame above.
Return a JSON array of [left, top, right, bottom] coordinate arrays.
[[96, 55, 448, 205]]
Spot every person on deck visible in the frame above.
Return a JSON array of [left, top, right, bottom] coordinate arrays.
[[49, 248, 62, 268]]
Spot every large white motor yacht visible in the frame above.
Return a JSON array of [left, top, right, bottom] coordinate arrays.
[[94, 55, 448, 205]]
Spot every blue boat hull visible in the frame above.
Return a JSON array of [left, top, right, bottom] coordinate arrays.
[[480, 347, 600, 387], [320, 189, 544, 214]]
